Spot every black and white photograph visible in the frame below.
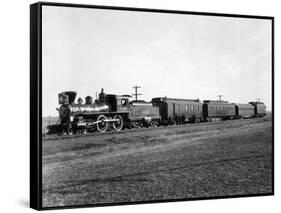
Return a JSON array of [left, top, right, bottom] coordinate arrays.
[[30, 2, 273, 210]]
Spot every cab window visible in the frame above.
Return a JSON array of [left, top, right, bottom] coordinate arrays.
[[121, 99, 128, 106]]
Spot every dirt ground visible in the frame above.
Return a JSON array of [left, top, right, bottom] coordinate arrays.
[[42, 117, 273, 207]]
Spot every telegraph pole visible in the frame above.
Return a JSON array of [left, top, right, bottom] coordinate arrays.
[[217, 95, 223, 101], [132, 85, 142, 101]]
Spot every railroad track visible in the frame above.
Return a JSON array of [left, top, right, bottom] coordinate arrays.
[[42, 117, 271, 141]]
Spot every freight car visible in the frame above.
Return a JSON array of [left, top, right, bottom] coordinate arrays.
[[57, 89, 160, 135], [151, 97, 203, 125], [249, 101, 267, 117], [203, 100, 236, 121], [235, 104, 255, 118]]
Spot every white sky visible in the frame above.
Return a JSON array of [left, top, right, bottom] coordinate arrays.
[[42, 6, 272, 117]]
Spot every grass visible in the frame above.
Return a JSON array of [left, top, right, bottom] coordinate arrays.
[[42, 117, 272, 207]]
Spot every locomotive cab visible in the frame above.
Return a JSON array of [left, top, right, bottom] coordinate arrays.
[[103, 94, 131, 112]]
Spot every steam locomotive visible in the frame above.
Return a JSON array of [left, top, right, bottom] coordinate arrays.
[[54, 89, 266, 135], [57, 89, 160, 135]]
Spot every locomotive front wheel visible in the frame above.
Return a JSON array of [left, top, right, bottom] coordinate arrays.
[[113, 115, 123, 131], [81, 128, 87, 134], [96, 115, 108, 133]]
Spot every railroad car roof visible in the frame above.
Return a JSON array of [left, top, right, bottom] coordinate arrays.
[[236, 103, 255, 107], [248, 101, 265, 105], [203, 100, 229, 104], [152, 97, 201, 103]]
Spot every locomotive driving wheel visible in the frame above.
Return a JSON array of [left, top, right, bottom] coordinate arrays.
[[66, 127, 76, 135], [112, 115, 123, 131], [96, 115, 108, 133]]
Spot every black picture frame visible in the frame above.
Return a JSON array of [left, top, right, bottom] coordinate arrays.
[[30, 1, 274, 210]]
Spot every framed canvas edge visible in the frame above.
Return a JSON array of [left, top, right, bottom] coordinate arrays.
[[30, 2, 43, 210], [30, 1, 275, 210], [37, 1, 274, 20]]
